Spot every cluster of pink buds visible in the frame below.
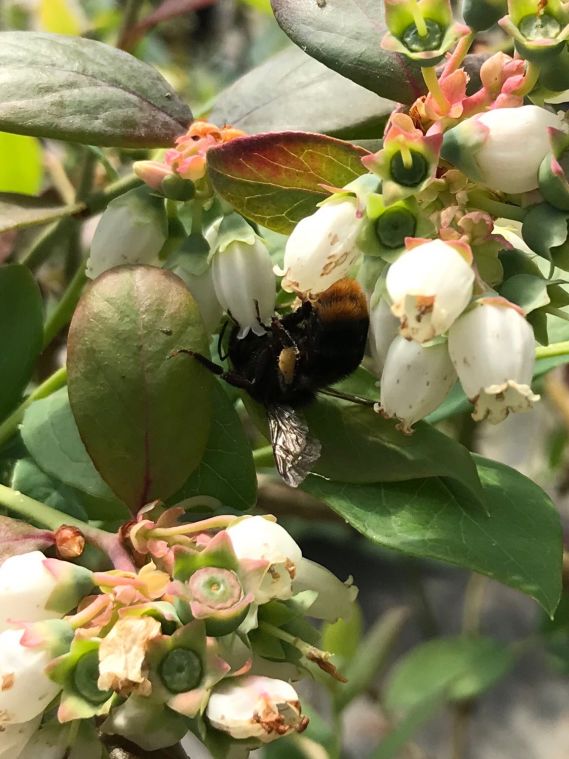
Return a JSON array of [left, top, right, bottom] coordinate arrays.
[[0, 510, 356, 757]]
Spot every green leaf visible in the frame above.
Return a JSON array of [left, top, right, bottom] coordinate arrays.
[[522, 203, 569, 263], [19, 387, 129, 519], [211, 45, 395, 139], [170, 381, 257, 511], [0, 193, 82, 233], [304, 393, 483, 502], [270, 0, 423, 102], [0, 132, 42, 194], [38, 0, 85, 35], [11, 457, 89, 521], [499, 274, 550, 313], [303, 457, 562, 614], [0, 32, 192, 147], [385, 637, 515, 711], [0, 264, 43, 420], [67, 266, 213, 511], [207, 131, 368, 234], [321, 603, 364, 662]]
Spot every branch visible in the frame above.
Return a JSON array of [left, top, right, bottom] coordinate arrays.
[[120, 0, 218, 51]]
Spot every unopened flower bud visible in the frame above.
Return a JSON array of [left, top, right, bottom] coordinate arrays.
[[133, 160, 196, 201], [211, 237, 276, 338], [442, 106, 564, 194], [448, 298, 539, 423], [293, 559, 358, 622], [54, 526, 85, 560], [278, 199, 364, 296], [0, 627, 65, 725], [0, 551, 93, 632], [386, 239, 475, 343], [379, 337, 457, 431], [226, 516, 302, 604], [86, 187, 168, 279], [206, 675, 307, 742]]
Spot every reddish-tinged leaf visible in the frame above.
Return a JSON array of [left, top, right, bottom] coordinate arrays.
[[207, 131, 368, 233], [0, 516, 53, 565]]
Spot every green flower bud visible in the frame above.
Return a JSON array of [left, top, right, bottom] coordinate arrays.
[[160, 174, 196, 202], [402, 19, 443, 52], [390, 151, 430, 188], [462, 0, 507, 31], [375, 206, 417, 249]]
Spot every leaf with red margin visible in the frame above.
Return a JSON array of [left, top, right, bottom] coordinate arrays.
[[207, 131, 369, 234], [0, 516, 53, 565]]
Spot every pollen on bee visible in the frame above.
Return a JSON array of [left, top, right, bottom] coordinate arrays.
[[313, 278, 368, 322], [278, 347, 297, 385]]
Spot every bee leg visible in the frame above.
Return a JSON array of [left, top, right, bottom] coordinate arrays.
[[217, 319, 231, 361], [254, 299, 271, 330], [171, 348, 256, 393], [270, 318, 297, 349]]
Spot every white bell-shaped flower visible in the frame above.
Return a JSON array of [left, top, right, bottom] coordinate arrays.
[[442, 105, 564, 195], [226, 516, 302, 604], [369, 297, 400, 375], [386, 240, 474, 343], [292, 559, 357, 622], [86, 188, 167, 279], [448, 298, 539, 424], [206, 675, 305, 743], [176, 265, 223, 335], [0, 551, 92, 632], [379, 337, 457, 431], [0, 715, 41, 759], [211, 238, 276, 339], [279, 199, 364, 296], [0, 628, 61, 726]]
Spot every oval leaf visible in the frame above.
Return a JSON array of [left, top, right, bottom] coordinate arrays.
[[211, 45, 394, 139], [386, 637, 515, 712], [0, 193, 82, 233], [0, 133, 43, 195], [303, 456, 563, 615], [21, 388, 120, 502], [67, 266, 212, 511], [270, 0, 424, 103], [170, 381, 257, 512], [207, 131, 368, 233], [0, 264, 43, 420], [0, 32, 192, 147]]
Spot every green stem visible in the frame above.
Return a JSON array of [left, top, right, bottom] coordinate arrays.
[[20, 218, 76, 271], [536, 340, 569, 359], [253, 445, 275, 469], [0, 483, 85, 531], [117, 0, 144, 50], [43, 264, 87, 348], [0, 367, 67, 450], [85, 174, 141, 215], [468, 192, 526, 223], [545, 306, 569, 324]]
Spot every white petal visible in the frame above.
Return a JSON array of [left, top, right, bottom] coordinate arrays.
[[292, 559, 357, 622], [369, 298, 400, 375], [227, 517, 302, 604], [206, 676, 303, 743], [86, 190, 167, 279], [281, 200, 364, 296], [0, 715, 41, 759], [176, 266, 222, 334], [0, 552, 57, 631], [212, 239, 276, 338], [386, 240, 474, 343], [0, 629, 60, 725], [448, 301, 539, 424], [380, 337, 457, 430], [476, 106, 563, 194]]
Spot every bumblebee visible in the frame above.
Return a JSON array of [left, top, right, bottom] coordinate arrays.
[[179, 278, 369, 487]]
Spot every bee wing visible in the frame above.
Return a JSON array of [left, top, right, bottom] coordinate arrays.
[[267, 405, 322, 488]]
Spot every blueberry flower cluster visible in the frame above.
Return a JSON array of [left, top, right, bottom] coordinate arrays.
[[0, 512, 355, 758]]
